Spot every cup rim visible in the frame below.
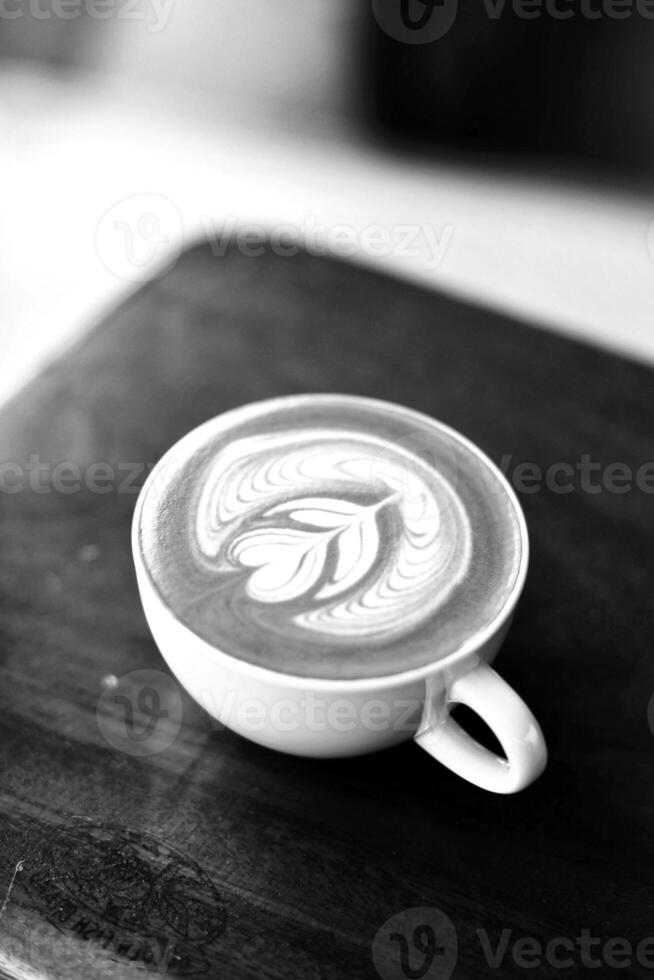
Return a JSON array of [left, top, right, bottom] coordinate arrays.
[[132, 393, 529, 692]]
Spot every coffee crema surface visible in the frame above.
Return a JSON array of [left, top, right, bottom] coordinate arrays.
[[137, 397, 524, 679]]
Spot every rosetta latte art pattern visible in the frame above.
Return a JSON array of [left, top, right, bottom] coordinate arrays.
[[195, 430, 471, 642]]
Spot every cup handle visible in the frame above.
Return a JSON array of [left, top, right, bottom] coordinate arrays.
[[415, 661, 547, 794]]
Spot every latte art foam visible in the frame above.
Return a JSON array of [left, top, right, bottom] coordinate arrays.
[[195, 431, 472, 643], [136, 396, 523, 679]]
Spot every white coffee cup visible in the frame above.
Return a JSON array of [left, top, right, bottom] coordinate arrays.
[[132, 395, 547, 794]]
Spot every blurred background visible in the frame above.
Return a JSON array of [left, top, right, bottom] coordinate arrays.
[[2, 0, 654, 407]]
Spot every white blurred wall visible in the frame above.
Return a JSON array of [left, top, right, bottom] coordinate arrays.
[[96, 0, 358, 119], [2, 1, 654, 408], [0, 0, 358, 121]]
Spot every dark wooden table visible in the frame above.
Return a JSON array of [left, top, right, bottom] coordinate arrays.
[[0, 242, 652, 979]]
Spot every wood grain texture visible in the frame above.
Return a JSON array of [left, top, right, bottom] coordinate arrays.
[[0, 241, 652, 979]]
